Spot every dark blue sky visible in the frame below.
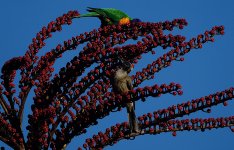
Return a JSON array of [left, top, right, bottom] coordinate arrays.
[[0, 0, 234, 149]]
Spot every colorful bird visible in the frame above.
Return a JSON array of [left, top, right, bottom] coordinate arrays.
[[77, 7, 141, 27], [113, 61, 139, 133]]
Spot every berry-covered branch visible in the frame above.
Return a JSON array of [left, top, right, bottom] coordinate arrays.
[[79, 87, 233, 149], [0, 8, 231, 150]]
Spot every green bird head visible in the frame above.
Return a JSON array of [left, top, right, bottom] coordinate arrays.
[[78, 7, 141, 27]]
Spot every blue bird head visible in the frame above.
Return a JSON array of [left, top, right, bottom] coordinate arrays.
[[131, 18, 142, 23]]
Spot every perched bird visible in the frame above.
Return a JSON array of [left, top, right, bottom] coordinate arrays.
[[113, 61, 139, 133], [77, 7, 141, 27]]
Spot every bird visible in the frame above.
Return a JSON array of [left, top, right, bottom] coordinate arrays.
[[112, 60, 139, 133], [77, 7, 141, 27]]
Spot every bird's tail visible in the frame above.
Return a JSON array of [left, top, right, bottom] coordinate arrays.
[[74, 7, 101, 18], [76, 12, 99, 18], [127, 103, 139, 132], [86, 7, 101, 12]]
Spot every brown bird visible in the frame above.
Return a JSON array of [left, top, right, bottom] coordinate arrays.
[[113, 61, 139, 133]]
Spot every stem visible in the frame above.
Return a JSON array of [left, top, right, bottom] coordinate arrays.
[[0, 95, 9, 115], [0, 135, 20, 150], [18, 87, 31, 128]]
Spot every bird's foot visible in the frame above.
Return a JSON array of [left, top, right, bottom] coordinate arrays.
[[131, 128, 140, 134]]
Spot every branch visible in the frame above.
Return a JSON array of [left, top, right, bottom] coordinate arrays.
[[24, 20, 224, 149], [0, 115, 24, 150], [18, 10, 80, 125], [50, 25, 223, 149], [80, 115, 234, 149], [75, 86, 233, 149], [148, 87, 234, 123], [27, 19, 188, 149], [0, 135, 17, 150], [132, 25, 224, 87], [67, 24, 224, 120], [52, 83, 182, 149], [47, 25, 188, 132], [0, 93, 9, 115]]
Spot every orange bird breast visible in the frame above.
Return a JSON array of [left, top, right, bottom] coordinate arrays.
[[119, 17, 130, 25]]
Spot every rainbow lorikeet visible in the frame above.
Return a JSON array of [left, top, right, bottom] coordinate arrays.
[[77, 7, 141, 27]]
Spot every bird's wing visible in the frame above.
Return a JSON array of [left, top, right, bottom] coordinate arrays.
[[87, 7, 109, 18], [87, 7, 130, 23], [101, 8, 130, 22], [86, 7, 114, 26], [126, 76, 133, 90]]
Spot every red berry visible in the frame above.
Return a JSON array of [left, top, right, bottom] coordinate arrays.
[[172, 131, 177, 136], [223, 101, 228, 106], [172, 91, 177, 96], [180, 57, 184, 61]]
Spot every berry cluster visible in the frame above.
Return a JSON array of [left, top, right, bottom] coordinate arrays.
[[79, 87, 234, 149], [0, 9, 231, 150]]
